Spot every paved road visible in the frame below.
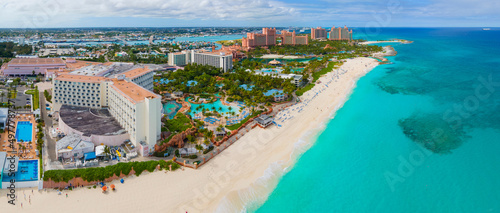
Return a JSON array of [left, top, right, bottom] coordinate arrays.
[[40, 90, 57, 161]]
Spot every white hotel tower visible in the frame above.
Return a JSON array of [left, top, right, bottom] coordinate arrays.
[[52, 67, 161, 154]]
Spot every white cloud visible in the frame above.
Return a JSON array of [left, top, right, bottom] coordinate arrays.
[[0, 0, 298, 27]]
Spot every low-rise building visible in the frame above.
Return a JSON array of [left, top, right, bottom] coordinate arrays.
[[56, 134, 95, 160], [1, 58, 66, 76], [255, 114, 273, 128]]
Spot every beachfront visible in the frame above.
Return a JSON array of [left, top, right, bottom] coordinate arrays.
[[0, 57, 379, 212]]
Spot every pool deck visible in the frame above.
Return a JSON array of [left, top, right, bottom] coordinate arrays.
[[0, 113, 38, 160]]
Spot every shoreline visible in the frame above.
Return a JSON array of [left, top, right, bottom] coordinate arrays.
[[359, 39, 413, 45], [0, 57, 380, 213]]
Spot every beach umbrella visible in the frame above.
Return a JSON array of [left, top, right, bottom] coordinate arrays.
[[110, 184, 115, 190], [120, 179, 124, 184], [102, 186, 107, 191]]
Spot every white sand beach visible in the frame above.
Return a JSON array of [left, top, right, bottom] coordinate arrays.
[[359, 40, 412, 45], [260, 54, 302, 59], [0, 57, 379, 213]]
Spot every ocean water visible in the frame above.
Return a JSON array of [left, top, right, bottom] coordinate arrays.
[[250, 28, 500, 212]]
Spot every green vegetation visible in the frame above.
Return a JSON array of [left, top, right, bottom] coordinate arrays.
[[160, 113, 193, 145], [36, 121, 45, 176], [43, 90, 52, 103], [216, 39, 242, 46], [8, 89, 16, 99], [181, 154, 198, 159], [312, 61, 337, 83], [296, 83, 315, 96], [164, 113, 192, 133], [266, 39, 382, 56], [203, 146, 214, 154], [0, 42, 32, 57], [43, 160, 180, 183], [226, 110, 263, 130], [25, 87, 40, 110]]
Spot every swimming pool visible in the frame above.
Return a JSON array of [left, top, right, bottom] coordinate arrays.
[[188, 99, 241, 118], [2, 160, 39, 182], [15, 121, 33, 142], [163, 101, 182, 119]]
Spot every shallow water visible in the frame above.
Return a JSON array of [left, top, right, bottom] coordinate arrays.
[[251, 28, 500, 212]]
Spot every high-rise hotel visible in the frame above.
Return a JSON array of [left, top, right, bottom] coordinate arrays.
[[311, 27, 328, 40], [329, 26, 353, 41], [168, 50, 233, 72], [53, 67, 161, 155], [242, 28, 309, 48]]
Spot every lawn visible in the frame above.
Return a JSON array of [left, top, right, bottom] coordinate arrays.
[[25, 88, 40, 110]]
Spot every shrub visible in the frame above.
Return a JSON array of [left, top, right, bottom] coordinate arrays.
[[203, 146, 214, 154], [43, 160, 180, 183]]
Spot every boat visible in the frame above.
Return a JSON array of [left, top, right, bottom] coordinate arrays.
[[483, 28, 491, 31]]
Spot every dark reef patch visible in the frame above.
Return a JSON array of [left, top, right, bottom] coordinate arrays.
[[399, 113, 469, 154]]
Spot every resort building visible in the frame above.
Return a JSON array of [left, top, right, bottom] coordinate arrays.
[[190, 50, 233, 72], [329, 26, 353, 41], [1, 58, 66, 76], [311, 27, 328, 40], [56, 134, 94, 160], [252, 69, 304, 87], [168, 52, 189, 66], [167, 50, 233, 72], [255, 114, 273, 128], [242, 28, 277, 48], [280, 30, 309, 45], [264, 89, 288, 102], [120, 67, 155, 91], [53, 71, 162, 155]]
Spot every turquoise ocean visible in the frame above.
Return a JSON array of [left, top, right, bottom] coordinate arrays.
[[248, 28, 500, 212]]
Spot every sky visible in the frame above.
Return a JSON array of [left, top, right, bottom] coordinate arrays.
[[0, 0, 498, 28]]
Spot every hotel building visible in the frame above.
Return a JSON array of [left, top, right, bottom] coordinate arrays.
[[190, 50, 233, 72], [168, 52, 189, 66], [311, 27, 328, 40], [53, 67, 161, 155], [1, 58, 66, 76], [242, 28, 277, 48], [121, 67, 155, 91], [329, 26, 353, 41], [167, 50, 233, 72], [280, 30, 309, 45]]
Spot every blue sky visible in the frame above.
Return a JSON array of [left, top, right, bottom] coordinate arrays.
[[0, 0, 498, 28]]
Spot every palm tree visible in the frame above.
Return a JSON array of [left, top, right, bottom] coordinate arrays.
[[228, 106, 232, 112], [103, 145, 112, 159]]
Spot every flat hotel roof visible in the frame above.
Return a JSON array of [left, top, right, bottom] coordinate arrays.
[[8, 58, 65, 65], [110, 79, 159, 103], [55, 74, 107, 83], [121, 67, 151, 79]]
